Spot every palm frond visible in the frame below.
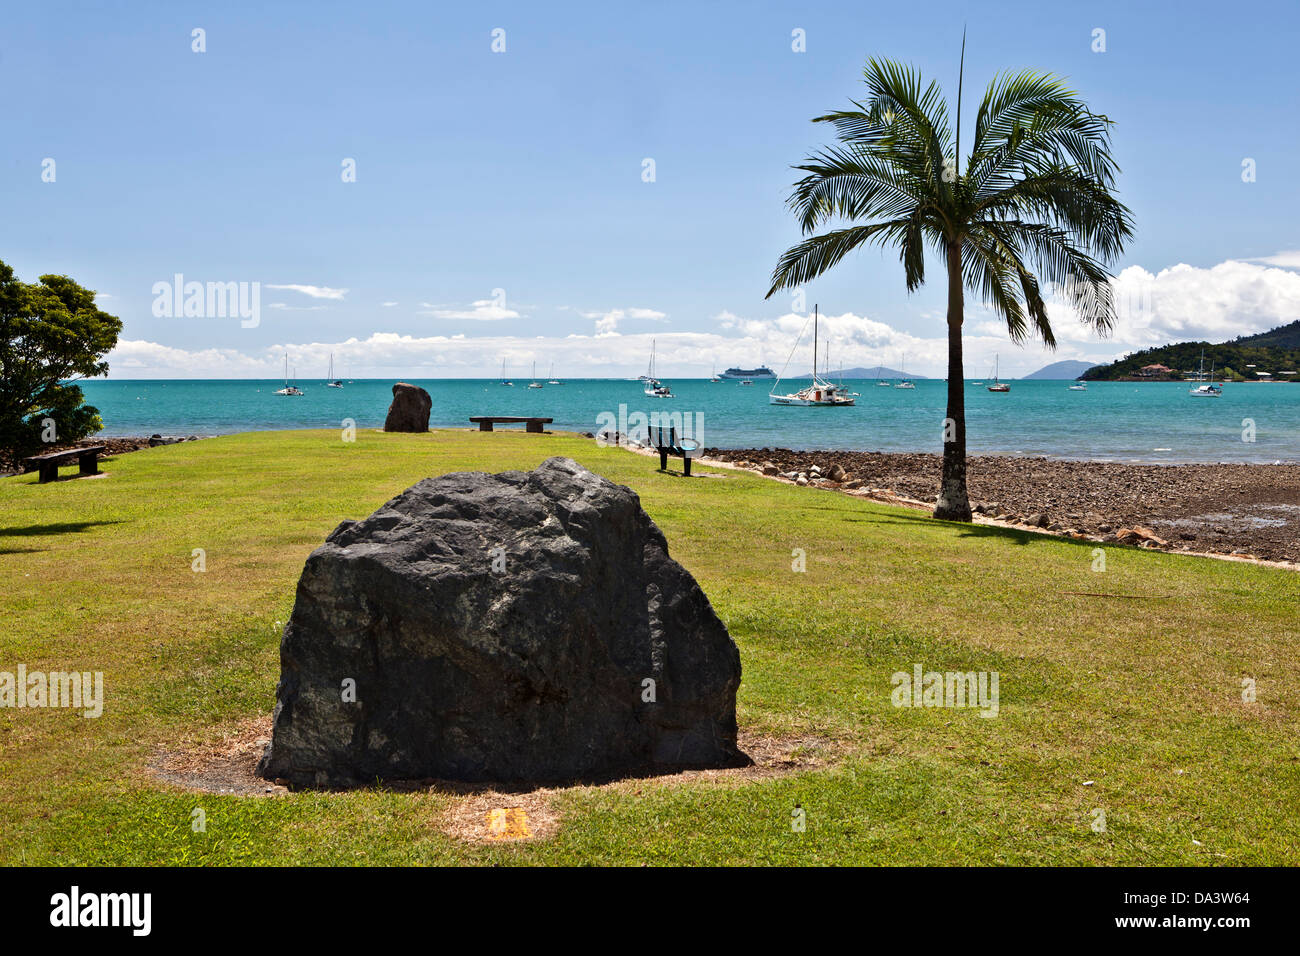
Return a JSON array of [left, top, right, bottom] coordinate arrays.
[[765, 221, 910, 297]]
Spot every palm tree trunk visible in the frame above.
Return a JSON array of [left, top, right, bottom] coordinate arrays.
[[934, 240, 973, 522]]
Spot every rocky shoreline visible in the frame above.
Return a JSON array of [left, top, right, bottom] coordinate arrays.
[[0, 434, 202, 477], [700, 447, 1300, 566]]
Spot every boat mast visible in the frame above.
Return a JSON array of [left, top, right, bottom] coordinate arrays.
[[813, 305, 818, 382]]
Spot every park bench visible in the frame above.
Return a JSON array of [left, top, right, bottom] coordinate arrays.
[[469, 416, 553, 433], [651, 426, 700, 477], [22, 445, 107, 483]]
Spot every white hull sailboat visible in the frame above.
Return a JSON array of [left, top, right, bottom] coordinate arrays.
[[769, 305, 855, 406], [326, 353, 343, 388], [547, 362, 563, 385], [528, 361, 544, 389], [987, 354, 1010, 392], [895, 354, 915, 389], [644, 339, 672, 397], [274, 354, 303, 396], [1189, 349, 1223, 397]]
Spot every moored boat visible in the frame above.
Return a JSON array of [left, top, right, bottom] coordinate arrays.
[[1188, 350, 1223, 396], [987, 354, 1010, 392], [768, 305, 855, 406], [274, 354, 303, 395]]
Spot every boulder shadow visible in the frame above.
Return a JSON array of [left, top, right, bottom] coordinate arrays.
[[0, 520, 124, 537]]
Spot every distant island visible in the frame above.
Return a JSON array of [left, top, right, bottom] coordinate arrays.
[[1081, 320, 1300, 382], [1023, 360, 1098, 380], [793, 366, 927, 379]]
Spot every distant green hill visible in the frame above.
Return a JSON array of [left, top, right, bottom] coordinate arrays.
[[1235, 319, 1300, 349], [1024, 360, 1098, 380], [1082, 324, 1300, 382]]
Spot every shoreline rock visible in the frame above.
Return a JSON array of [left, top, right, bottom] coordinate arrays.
[[700, 447, 1300, 564]]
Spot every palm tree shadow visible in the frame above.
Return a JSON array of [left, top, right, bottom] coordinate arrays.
[[816, 505, 1054, 548]]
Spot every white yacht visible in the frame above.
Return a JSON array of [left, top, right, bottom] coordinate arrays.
[[768, 305, 855, 406], [274, 354, 303, 396]]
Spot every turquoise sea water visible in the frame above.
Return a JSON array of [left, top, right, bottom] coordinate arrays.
[[78, 378, 1300, 464]]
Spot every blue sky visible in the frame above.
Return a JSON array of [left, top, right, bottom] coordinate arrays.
[[4, 0, 1299, 379]]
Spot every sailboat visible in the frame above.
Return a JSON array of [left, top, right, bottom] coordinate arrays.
[[987, 354, 1010, 392], [828, 343, 859, 396], [1068, 380, 1088, 391], [769, 305, 855, 406], [875, 362, 892, 387], [644, 339, 672, 397], [1189, 349, 1223, 396], [710, 362, 722, 383], [528, 362, 544, 389], [274, 353, 303, 396], [547, 362, 563, 385], [500, 359, 513, 386], [326, 353, 343, 388], [894, 354, 915, 389]]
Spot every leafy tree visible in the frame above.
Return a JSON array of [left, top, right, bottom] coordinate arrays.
[[766, 54, 1133, 520], [0, 259, 121, 457]]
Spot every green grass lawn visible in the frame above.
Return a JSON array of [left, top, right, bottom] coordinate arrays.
[[2, 429, 1298, 865]]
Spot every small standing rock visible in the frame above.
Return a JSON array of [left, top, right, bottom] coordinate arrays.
[[383, 382, 432, 433]]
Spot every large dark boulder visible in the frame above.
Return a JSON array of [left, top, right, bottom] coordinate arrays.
[[257, 457, 743, 787], [382, 382, 431, 432]]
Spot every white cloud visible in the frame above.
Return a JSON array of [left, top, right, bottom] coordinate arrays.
[[956, 256, 1300, 374], [266, 284, 348, 300], [419, 299, 521, 320], [581, 307, 667, 334], [381, 301, 399, 307], [1244, 250, 1300, 270], [1032, 259, 1300, 351], [106, 255, 1300, 380], [268, 303, 327, 311]]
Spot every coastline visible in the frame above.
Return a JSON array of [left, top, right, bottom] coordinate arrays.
[[10, 429, 1300, 567], [700, 446, 1300, 565]]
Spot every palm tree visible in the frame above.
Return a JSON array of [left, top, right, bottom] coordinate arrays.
[[766, 50, 1133, 521]]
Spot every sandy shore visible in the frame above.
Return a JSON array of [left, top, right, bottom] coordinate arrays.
[[702, 447, 1300, 565]]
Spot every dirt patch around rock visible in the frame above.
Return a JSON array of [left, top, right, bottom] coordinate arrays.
[[148, 720, 846, 844], [149, 715, 287, 797], [432, 728, 844, 844]]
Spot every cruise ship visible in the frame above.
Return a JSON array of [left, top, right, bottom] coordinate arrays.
[[720, 366, 776, 380]]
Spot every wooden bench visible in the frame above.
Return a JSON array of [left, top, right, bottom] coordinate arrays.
[[469, 416, 553, 434], [650, 426, 700, 477], [22, 445, 107, 483]]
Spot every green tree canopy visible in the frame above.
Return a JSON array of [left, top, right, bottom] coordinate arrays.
[[0, 259, 122, 456]]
